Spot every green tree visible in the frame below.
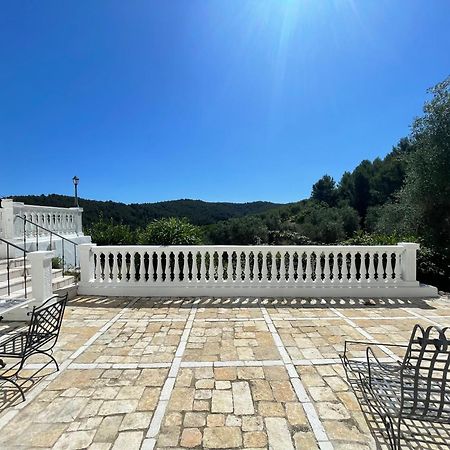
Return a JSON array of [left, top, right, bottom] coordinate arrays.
[[137, 217, 203, 245], [311, 175, 338, 206], [401, 76, 450, 247], [87, 216, 135, 245]]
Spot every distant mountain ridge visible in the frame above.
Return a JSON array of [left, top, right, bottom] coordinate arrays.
[[8, 194, 282, 229]]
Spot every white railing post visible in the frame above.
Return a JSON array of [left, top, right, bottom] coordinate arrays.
[[0, 198, 17, 240], [79, 244, 95, 283], [398, 242, 420, 283], [28, 250, 54, 303]]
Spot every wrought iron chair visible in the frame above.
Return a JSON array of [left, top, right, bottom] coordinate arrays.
[[341, 324, 450, 449], [0, 293, 68, 401]]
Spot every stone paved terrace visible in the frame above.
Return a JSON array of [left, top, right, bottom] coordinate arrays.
[[0, 295, 449, 450]]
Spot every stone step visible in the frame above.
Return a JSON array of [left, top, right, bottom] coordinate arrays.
[[0, 257, 27, 270], [0, 265, 31, 282], [0, 275, 76, 300], [0, 268, 64, 296]]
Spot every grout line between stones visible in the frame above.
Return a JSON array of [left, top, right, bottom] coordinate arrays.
[[260, 305, 333, 450], [141, 305, 197, 450]]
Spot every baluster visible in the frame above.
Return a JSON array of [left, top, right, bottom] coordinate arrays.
[[173, 251, 180, 282], [332, 252, 339, 282], [305, 252, 312, 282], [217, 251, 224, 282], [138, 252, 145, 282], [366, 251, 373, 283], [128, 251, 135, 282], [199, 251, 206, 282], [252, 252, 258, 282], [285, 251, 292, 281], [279, 252, 286, 282], [229, 251, 235, 281], [270, 252, 277, 281], [155, 252, 162, 282], [391, 252, 398, 283], [95, 251, 102, 281], [243, 251, 250, 282], [260, 251, 267, 282], [349, 251, 357, 282], [323, 251, 330, 283]]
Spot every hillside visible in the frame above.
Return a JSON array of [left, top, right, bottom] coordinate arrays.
[[9, 194, 281, 228]]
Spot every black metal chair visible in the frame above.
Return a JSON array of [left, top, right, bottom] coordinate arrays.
[[341, 324, 450, 449], [0, 293, 68, 401]]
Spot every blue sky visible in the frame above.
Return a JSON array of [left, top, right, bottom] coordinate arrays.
[[1, 1, 449, 204]]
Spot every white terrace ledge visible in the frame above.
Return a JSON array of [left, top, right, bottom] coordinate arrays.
[[78, 243, 438, 298]]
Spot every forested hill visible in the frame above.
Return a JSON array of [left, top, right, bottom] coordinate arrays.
[[8, 194, 281, 228]]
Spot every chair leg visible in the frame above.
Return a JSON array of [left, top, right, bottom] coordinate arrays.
[[0, 375, 25, 402], [35, 350, 59, 371]]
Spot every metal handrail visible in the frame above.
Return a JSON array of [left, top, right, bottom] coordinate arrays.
[[0, 237, 28, 298], [15, 215, 78, 276]]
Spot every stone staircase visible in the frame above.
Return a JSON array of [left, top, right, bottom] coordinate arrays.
[[0, 256, 77, 300]]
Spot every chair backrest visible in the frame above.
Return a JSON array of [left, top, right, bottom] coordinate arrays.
[[401, 324, 450, 420], [25, 293, 68, 353]]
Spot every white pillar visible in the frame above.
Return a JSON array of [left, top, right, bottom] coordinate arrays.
[[398, 242, 420, 283], [79, 243, 95, 283], [0, 198, 17, 240], [28, 250, 54, 302], [70, 207, 84, 236]]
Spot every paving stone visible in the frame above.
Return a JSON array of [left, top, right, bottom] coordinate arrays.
[[225, 415, 242, 426], [203, 426, 242, 449], [98, 400, 138, 416], [214, 367, 237, 381], [286, 402, 308, 426], [250, 380, 274, 401], [232, 381, 255, 415], [169, 388, 195, 411], [207, 414, 225, 427], [265, 417, 295, 450], [53, 430, 96, 449], [211, 390, 233, 413], [119, 411, 153, 430], [243, 430, 268, 447], [94, 416, 123, 443], [272, 381, 296, 402], [258, 401, 285, 417], [157, 426, 181, 447], [184, 412, 206, 427], [293, 430, 319, 449], [196, 378, 215, 389], [180, 428, 203, 447], [164, 411, 183, 426], [242, 416, 264, 431], [111, 431, 143, 450], [316, 402, 351, 420], [215, 380, 231, 389]]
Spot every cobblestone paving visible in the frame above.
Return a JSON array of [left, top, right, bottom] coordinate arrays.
[[0, 295, 448, 449]]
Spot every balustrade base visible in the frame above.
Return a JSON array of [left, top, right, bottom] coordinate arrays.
[[77, 282, 438, 298]]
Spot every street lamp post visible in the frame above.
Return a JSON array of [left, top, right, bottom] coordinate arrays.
[[72, 176, 79, 207]]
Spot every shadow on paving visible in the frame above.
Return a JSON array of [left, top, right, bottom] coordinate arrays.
[[69, 295, 437, 310], [344, 368, 450, 449], [0, 362, 57, 413]]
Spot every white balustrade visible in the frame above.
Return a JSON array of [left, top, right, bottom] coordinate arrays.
[[78, 243, 437, 298], [0, 198, 83, 240]]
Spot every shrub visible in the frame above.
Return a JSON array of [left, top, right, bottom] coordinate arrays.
[[137, 217, 203, 245]]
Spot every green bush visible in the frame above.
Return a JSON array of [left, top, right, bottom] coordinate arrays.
[[137, 217, 203, 245], [86, 215, 135, 245]]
